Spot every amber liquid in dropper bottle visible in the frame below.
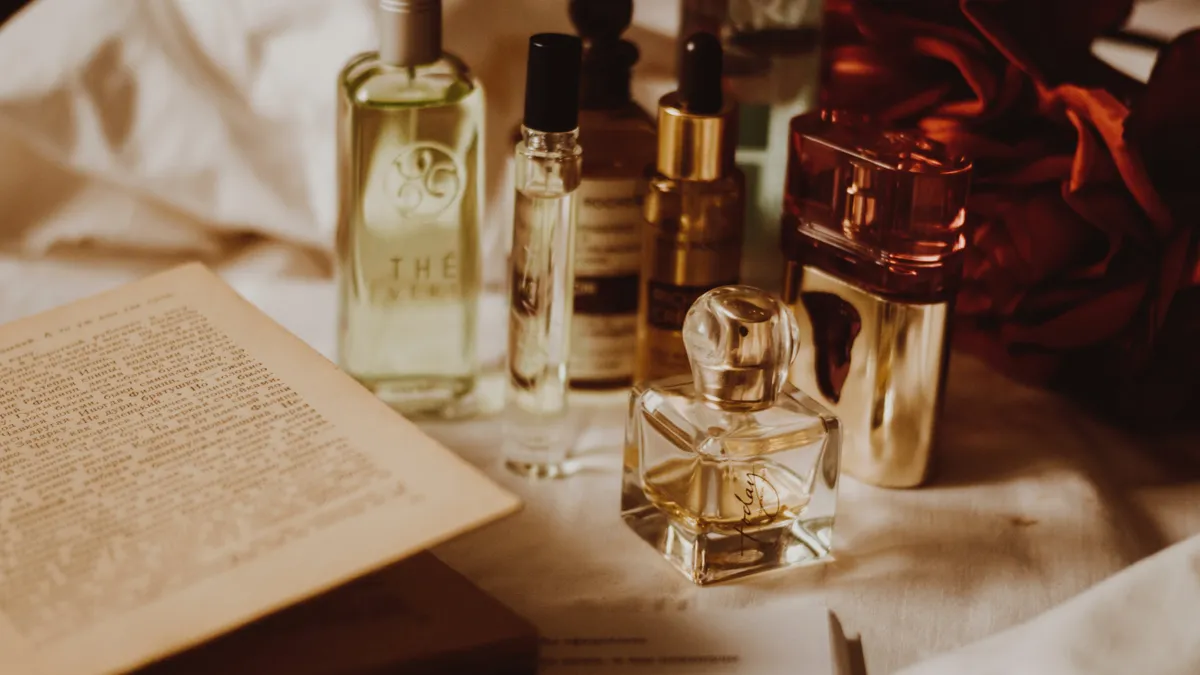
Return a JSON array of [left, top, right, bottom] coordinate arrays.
[[634, 32, 744, 384]]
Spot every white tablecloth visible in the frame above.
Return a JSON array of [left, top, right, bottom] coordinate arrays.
[[0, 1, 1198, 673], [0, 258, 1197, 674]]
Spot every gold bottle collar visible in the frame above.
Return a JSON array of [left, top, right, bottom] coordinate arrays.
[[655, 92, 737, 182]]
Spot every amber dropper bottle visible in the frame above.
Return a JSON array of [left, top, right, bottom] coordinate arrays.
[[634, 32, 744, 384]]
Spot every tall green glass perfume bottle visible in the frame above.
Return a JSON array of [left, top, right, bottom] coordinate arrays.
[[336, 0, 485, 418]]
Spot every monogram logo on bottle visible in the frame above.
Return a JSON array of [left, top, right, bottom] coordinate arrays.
[[384, 142, 463, 219]]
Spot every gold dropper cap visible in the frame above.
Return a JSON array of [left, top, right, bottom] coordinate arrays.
[[656, 93, 738, 181], [656, 32, 737, 181]]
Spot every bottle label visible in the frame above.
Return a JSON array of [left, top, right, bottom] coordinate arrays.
[[573, 178, 644, 278], [570, 314, 638, 381], [570, 178, 645, 382], [570, 274, 639, 381], [645, 280, 736, 332], [357, 138, 469, 306], [368, 249, 462, 304]]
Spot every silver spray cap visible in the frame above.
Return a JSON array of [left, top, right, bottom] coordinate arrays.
[[379, 0, 442, 67]]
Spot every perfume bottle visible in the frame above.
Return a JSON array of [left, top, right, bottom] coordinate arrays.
[[622, 285, 841, 585], [679, 0, 824, 292], [635, 33, 744, 384], [566, 0, 657, 391], [504, 34, 584, 478], [781, 119, 971, 488], [336, 0, 484, 418], [777, 0, 960, 259]]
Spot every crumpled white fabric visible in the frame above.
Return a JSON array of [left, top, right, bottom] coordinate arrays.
[[0, 1, 1197, 674], [0, 0, 378, 274], [897, 535, 1200, 675], [0, 0, 678, 281]]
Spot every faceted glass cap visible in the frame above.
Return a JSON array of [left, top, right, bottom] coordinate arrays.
[[682, 286, 800, 410]]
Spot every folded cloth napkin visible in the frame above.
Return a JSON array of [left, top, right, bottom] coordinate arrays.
[[898, 534, 1200, 675]]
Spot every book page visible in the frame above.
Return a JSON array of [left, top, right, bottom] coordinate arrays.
[[0, 262, 521, 675]]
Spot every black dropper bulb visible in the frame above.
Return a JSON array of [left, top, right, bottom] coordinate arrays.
[[569, 0, 633, 44], [570, 0, 638, 109], [523, 33, 583, 132], [679, 32, 723, 115]]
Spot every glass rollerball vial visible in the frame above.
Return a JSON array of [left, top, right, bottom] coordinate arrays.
[[504, 34, 585, 478]]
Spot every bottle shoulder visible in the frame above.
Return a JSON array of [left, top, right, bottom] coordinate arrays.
[[340, 51, 481, 109], [632, 379, 837, 458], [578, 105, 657, 178], [578, 102, 655, 130]]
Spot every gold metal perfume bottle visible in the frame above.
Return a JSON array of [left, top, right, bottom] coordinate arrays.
[[781, 114, 971, 487], [635, 33, 744, 384]]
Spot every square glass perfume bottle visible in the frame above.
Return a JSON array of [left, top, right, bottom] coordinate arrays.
[[621, 285, 841, 585], [781, 114, 971, 488]]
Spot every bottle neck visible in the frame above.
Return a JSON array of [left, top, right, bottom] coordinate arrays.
[[580, 65, 632, 110], [578, 39, 637, 111], [520, 126, 581, 156], [379, 0, 443, 67]]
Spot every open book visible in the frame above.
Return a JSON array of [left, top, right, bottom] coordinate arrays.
[[0, 263, 522, 675]]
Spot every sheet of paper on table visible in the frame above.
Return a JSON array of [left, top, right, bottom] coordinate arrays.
[[537, 603, 858, 675], [0, 263, 523, 675]]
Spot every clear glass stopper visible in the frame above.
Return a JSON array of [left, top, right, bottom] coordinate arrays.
[[682, 285, 800, 410]]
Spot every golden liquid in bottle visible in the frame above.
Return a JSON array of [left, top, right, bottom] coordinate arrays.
[[635, 172, 745, 383], [336, 55, 484, 418], [641, 456, 812, 535]]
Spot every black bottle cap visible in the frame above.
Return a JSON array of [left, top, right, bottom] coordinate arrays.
[[679, 32, 723, 115], [523, 33, 583, 132], [569, 0, 633, 44]]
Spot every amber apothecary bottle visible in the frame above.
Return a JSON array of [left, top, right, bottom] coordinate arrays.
[[781, 115, 971, 488], [566, 0, 657, 390]]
